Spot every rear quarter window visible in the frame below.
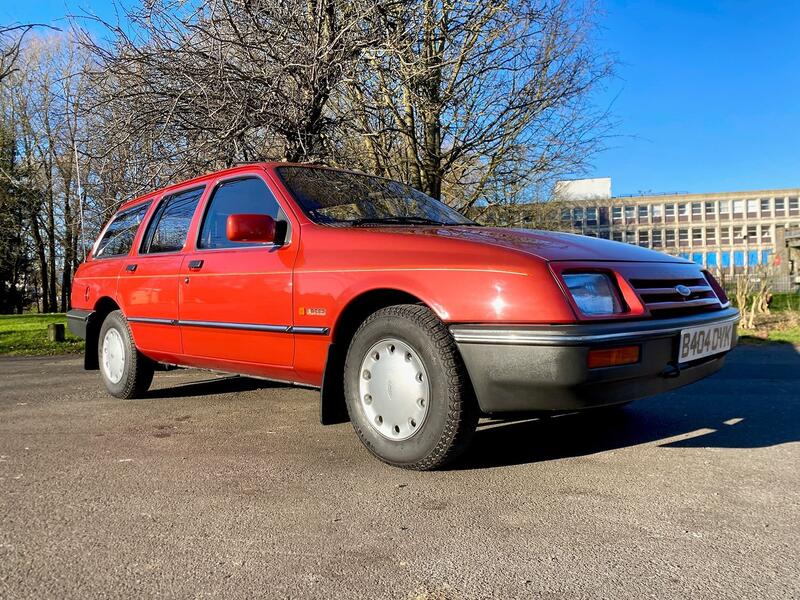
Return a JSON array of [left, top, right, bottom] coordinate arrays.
[[94, 201, 151, 259]]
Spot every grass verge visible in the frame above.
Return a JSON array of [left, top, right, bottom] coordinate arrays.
[[0, 314, 85, 357]]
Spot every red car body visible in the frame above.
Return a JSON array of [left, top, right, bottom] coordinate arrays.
[[67, 163, 739, 466]]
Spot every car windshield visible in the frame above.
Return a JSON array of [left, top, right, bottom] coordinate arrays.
[[276, 166, 476, 227]]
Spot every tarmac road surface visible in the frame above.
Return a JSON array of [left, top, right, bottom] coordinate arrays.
[[1, 344, 798, 599]]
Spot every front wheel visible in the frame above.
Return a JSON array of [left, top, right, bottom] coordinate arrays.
[[343, 304, 478, 470], [98, 310, 154, 399]]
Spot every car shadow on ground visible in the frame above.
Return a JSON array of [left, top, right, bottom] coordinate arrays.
[[146, 374, 288, 399], [454, 343, 800, 470]]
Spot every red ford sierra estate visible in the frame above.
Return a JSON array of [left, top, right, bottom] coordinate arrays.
[[68, 164, 739, 469]]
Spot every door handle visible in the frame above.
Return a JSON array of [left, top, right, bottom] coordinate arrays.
[[125, 264, 137, 272], [188, 259, 204, 271]]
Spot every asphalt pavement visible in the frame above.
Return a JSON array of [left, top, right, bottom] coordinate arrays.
[[1, 344, 798, 599]]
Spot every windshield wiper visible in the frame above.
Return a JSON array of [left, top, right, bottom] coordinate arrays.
[[349, 216, 450, 227]]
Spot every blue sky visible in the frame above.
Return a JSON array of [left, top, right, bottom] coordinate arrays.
[[3, 0, 799, 196]]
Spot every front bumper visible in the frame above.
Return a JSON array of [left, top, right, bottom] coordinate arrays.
[[451, 308, 739, 413]]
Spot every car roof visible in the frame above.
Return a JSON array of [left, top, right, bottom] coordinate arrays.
[[116, 161, 359, 212]]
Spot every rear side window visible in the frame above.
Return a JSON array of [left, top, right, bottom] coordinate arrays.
[[140, 187, 204, 254], [94, 201, 151, 259], [198, 177, 286, 249]]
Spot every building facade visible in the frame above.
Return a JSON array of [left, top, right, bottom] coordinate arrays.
[[559, 185, 800, 277]]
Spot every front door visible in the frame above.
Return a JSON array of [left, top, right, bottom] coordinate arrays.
[[178, 174, 297, 373]]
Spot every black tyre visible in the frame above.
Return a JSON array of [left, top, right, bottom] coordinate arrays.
[[343, 304, 478, 470], [97, 310, 154, 399]]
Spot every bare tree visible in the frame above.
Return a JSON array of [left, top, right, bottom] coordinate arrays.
[[338, 0, 612, 210], [78, 0, 387, 195]]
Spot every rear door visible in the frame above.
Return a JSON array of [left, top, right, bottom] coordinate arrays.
[[178, 172, 297, 371], [117, 186, 205, 358]]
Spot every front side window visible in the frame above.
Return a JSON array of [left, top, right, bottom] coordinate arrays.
[[141, 187, 204, 254], [198, 177, 287, 249], [94, 201, 151, 259], [277, 166, 473, 227]]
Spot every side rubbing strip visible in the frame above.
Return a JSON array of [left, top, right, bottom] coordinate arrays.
[[127, 317, 176, 326], [179, 320, 290, 333], [290, 326, 330, 335], [125, 317, 330, 335]]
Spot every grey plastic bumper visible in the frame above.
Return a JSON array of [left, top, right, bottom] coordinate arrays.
[[451, 308, 739, 413], [66, 309, 93, 340]]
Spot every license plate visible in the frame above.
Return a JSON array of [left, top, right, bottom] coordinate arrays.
[[678, 322, 734, 363]]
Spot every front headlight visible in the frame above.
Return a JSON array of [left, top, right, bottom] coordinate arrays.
[[562, 273, 623, 316]]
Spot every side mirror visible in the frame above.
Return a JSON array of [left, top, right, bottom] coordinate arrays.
[[226, 214, 277, 244]]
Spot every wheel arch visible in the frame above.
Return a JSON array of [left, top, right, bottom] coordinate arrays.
[[84, 296, 121, 370], [320, 288, 429, 425]]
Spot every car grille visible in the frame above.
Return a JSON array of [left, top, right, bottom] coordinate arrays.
[[628, 275, 723, 317]]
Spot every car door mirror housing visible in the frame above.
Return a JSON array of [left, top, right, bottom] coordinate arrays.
[[226, 214, 277, 244]]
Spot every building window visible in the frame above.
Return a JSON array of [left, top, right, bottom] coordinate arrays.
[[760, 198, 771, 215], [652, 204, 663, 219], [665, 229, 676, 247], [664, 203, 675, 219], [735, 226, 746, 241], [561, 208, 572, 222], [761, 249, 772, 265], [638, 204, 649, 220], [612, 206, 622, 221], [692, 228, 703, 244], [747, 225, 758, 242], [678, 203, 688, 218], [652, 229, 662, 247], [624, 205, 635, 221], [721, 251, 731, 269], [586, 207, 597, 225], [573, 207, 584, 226], [691, 252, 703, 265], [679, 229, 689, 246], [748, 249, 758, 267], [638, 230, 649, 247], [691, 202, 702, 218], [705, 201, 715, 217], [705, 227, 716, 244], [612, 230, 623, 242], [719, 200, 730, 215], [720, 226, 731, 244], [775, 198, 785, 215], [733, 200, 745, 215], [707, 252, 718, 268], [761, 225, 772, 243], [747, 199, 758, 215], [789, 197, 799, 214]]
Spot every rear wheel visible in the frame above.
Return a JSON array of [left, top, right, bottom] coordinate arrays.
[[98, 310, 154, 399], [344, 304, 478, 470]]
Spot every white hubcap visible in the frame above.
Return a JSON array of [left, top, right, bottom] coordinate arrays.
[[101, 328, 126, 385], [358, 338, 430, 441]]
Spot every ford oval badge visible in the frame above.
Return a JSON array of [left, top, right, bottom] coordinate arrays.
[[675, 284, 692, 298]]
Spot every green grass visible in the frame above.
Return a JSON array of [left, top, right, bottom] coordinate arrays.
[[763, 326, 800, 345], [0, 313, 85, 356], [769, 293, 800, 312]]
